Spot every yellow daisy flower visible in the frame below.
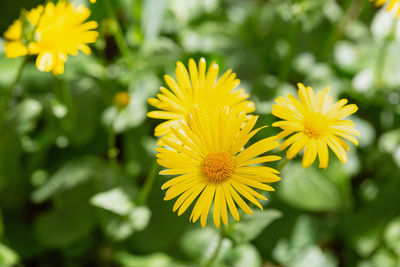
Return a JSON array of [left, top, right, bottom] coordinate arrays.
[[29, 1, 99, 75], [3, 6, 44, 58], [157, 108, 281, 228], [374, 0, 400, 17], [3, 1, 98, 75], [272, 83, 360, 169], [147, 58, 255, 137]]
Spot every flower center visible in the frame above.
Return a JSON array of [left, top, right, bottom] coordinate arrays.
[[201, 151, 234, 183], [303, 113, 329, 139]]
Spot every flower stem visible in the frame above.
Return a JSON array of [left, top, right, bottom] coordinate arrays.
[[203, 231, 224, 267], [376, 21, 397, 87], [107, 126, 118, 163], [322, 0, 363, 60], [103, 0, 132, 60], [137, 159, 158, 205], [0, 56, 27, 124]]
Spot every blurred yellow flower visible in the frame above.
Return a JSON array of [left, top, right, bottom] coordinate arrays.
[[272, 83, 360, 169], [114, 91, 130, 109], [90, 0, 96, 3], [147, 58, 255, 137], [30, 1, 98, 75], [157, 108, 280, 227], [3, 1, 98, 75], [374, 0, 400, 17]]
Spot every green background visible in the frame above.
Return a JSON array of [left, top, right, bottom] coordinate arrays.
[[0, 0, 399, 266]]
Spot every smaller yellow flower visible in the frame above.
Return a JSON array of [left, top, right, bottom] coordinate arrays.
[[3, 1, 98, 75], [272, 83, 360, 169], [374, 0, 400, 17], [90, 0, 96, 3], [30, 1, 98, 75], [114, 92, 130, 109], [147, 58, 255, 138]]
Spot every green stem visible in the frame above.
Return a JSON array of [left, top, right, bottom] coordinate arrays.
[[279, 22, 298, 82], [137, 160, 158, 205], [103, 0, 131, 60], [203, 231, 224, 267], [322, 0, 363, 60], [107, 126, 118, 163], [375, 41, 389, 87], [376, 21, 397, 87], [60, 78, 74, 120], [277, 157, 289, 172], [0, 57, 27, 124]]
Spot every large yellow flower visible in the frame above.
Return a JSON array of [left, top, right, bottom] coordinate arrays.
[[374, 0, 400, 17], [272, 83, 360, 169], [157, 108, 281, 227], [147, 58, 255, 137], [3, 1, 98, 75]]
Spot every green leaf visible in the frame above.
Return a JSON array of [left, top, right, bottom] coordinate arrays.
[[273, 216, 337, 267], [0, 243, 19, 266], [99, 211, 135, 241], [99, 206, 151, 241], [371, 247, 398, 267], [278, 162, 343, 212], [384, 217, 400, 256], [224, 243, 262, 267], [228, 209, 282, 244], [129, 206, 151, 231], [292, 246, 337, 267], [90, 187, 133, 216], [141, 0, 167, 40], [31, 156, 104, 203], [35, 204, 95, 248], [92, 188, 151, 241], [0, 55, 24, 90], [180, 228, 232, 263], [7, 98, 42, 135], [114, 251, 181, 267]]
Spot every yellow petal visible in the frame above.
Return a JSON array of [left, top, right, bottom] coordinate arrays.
[[213, 185, 222, 228], [161, 173, 198, 190], [230, 180, 263, 209], [4, 41, 28, 58], [222, 183, 239, 221], [231, 174, 275, 191], [286, 134, 309, 159], [176, 183, 206, 216], [302, 140, 317, 168], [326, 135, 348, 164], [316, 138, 329, 169], [236, 155, 281, 167], [36, 52, 56, 72], [219, 186, 228, 225], [227, 183, 253, 215], [234, 137, 279, 163]]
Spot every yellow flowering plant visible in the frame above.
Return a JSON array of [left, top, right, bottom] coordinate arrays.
[[272, 83, 360, 169], [2, 0, 391, 266], [3, 1, 98, 75], [148, 58, 361, 231], [147, 58, 255, 138]]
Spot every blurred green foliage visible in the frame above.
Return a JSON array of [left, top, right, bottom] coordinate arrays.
[[0, 0, 400, 266]]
